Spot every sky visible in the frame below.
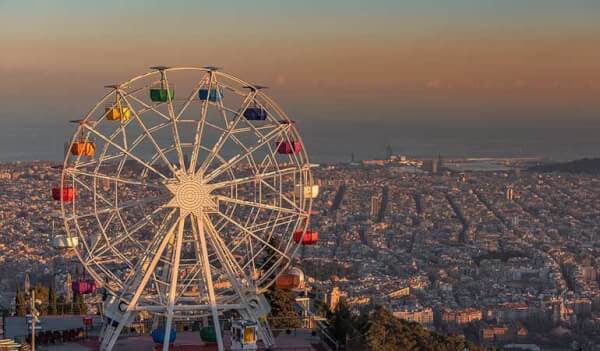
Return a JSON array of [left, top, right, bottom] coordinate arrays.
[[0, 0, 599, 161]]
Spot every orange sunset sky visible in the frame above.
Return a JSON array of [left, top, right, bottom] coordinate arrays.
[[1, 0, 600, 163]]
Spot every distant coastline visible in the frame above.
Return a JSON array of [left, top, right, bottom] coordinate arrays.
[[528, 157, 600, 174]]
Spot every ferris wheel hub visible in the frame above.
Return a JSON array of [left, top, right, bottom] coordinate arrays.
[[164, 171, 217, 216]]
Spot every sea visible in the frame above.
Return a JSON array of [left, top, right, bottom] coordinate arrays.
[[1, 119, 599, 164]]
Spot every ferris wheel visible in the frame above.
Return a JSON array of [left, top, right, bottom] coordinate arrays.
[[56, 66, 318, 351]]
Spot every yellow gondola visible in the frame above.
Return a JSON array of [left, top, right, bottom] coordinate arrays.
[[105, 106, 131, 121]]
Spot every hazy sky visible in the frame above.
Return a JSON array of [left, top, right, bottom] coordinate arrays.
[[0, 0, 599, 161]]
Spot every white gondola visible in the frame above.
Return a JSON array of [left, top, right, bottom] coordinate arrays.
[[52, 235, 79, 249], [295, 184, 319, 199], [231, 320, 258, 350]]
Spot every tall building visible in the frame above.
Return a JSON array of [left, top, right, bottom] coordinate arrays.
[[441, 308, 483, 326], [65, 272, 73, 302], [23, 273, 30, 292], [385, 145, 393, 160], [370, 195, 380, 218], [506, 186, 514, 201], [328, 286, 341, 311], [423, 159, 438, 174], [392, 305, 434, 329]]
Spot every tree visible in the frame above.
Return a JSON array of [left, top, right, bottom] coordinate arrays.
[[261, 236, 282, 275], [330, 298, 354, 346], [72, 293, 87, 315], [266, 287, 301, 329], [363, 306, 493, 351], [313, 299, 330, 317], [57, 294, 71, 314], [33, 283, 49, 315], [15, 286, 26, 316], [48, 279, 57, 315]]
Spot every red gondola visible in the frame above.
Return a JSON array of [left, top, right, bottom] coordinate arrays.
[[72, 279, 97, 295], [293, 230, 318, 245], [276, 141, 301, 154], [52, 187, 75, 202]]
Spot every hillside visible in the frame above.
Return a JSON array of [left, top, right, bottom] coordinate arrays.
[[327, 301, 493, 351], [363, 307, 492, 351]]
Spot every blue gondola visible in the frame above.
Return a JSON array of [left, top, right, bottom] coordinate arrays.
[[244, 107, 267, 121], [199, 88, 224, 102], [151, 328, 177, 344]]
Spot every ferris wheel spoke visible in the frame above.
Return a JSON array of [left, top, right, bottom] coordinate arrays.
[[175, 78, 207, 120], [120, 210, 179, 298], [192, 212, 225, 350], [261, 180, 299, 210], [160, 72, 186, 171], [164, 212, 185, 345], [70, 175, 114, 209], [83, 124, 170, 180], [247, 214, 299, 233], [67, 195, 168, 222], [120, 93, 180, 177], [190, 214, 224, 273], [89, 211, 118, 254], [202, 119, 278, 136], [93, 206, 170, 258], [72, 117, 172, 172], [213, 211, 291, 262], [198, 90, 256, 174], [126, 93, 171, 121], [174, 261, 203, 301], [209, 166, 302, 190], [214, 195, 300, 215], [203, 124, 290, 183], [188, 72, 215, 173], [64, 167, 163, 190], [202, 215, 253, 293]]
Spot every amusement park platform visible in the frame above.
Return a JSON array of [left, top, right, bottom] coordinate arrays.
[[37, 330, 321, 351]]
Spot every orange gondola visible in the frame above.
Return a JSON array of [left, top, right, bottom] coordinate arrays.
[[70, 141, 95, 157], [275, 267, 304, 290], [68, 120, 96, 157]]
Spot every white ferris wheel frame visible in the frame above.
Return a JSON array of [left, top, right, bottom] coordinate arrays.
[[57, 66, 315, 351]]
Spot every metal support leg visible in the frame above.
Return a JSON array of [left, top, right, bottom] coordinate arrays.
[[101, 218, 179, 351], [163, 215, 185, 351], [195, 214, 224, 351]]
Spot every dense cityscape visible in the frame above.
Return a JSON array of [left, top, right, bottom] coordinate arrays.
[[1, 156, 599, 350]]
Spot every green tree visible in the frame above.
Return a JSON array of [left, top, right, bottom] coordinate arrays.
[[330, 298, 354, 346], [314, 299, 330, 317], [48, 279, 57, 315], [73, 293, 87, 315], [33, 283, 49, 315], [15, 286, 26, 316], [363, 306, 493, 351], [57, 294, 71, 314], [266, 287, 301, 329], [261, 236, 282, 275]]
